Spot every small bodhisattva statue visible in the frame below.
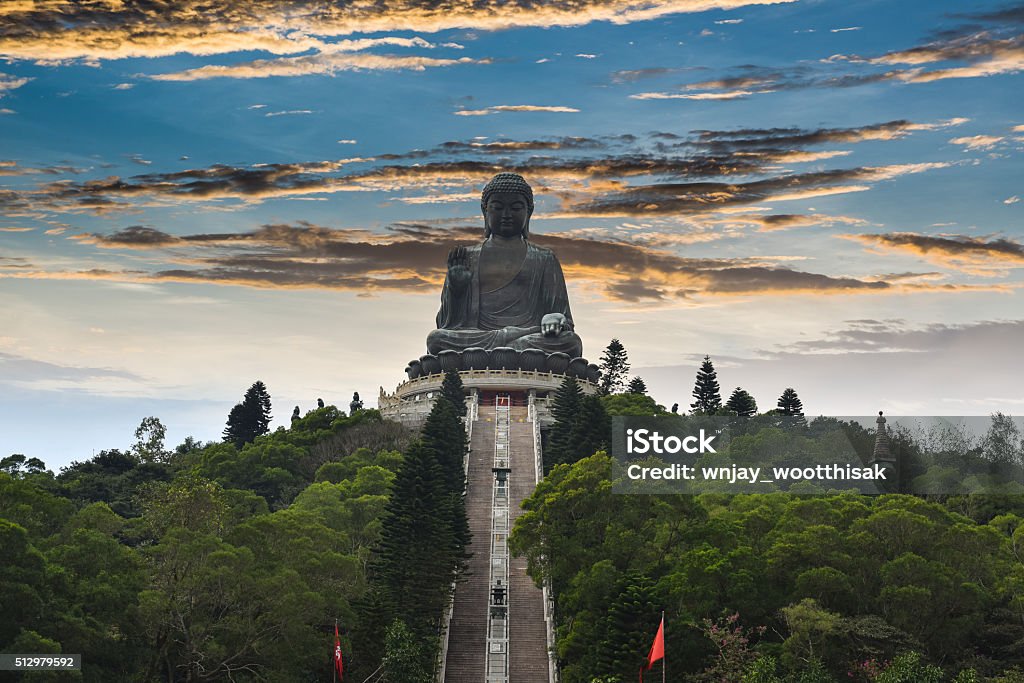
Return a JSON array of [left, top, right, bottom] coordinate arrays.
[[426, 173, 583, 358]]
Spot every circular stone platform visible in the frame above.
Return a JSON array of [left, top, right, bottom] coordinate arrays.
[[378, 368, 599, 427]]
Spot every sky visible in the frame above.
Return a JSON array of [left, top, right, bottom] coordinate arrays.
[[1, 0, 1022, 469]]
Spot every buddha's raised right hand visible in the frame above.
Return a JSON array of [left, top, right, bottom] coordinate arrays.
[[447, 246, 471, 289]]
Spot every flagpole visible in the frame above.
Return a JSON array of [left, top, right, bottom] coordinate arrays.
[[334, 619, 338, 683], [661, 612, 665, 683]]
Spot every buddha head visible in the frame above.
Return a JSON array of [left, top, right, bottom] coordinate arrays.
[[481, 172, 534, 239]]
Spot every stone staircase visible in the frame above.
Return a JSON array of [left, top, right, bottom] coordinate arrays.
[[443, 405, 551, 683], [443, 415, 494, 682], [508, 420, 550, 683]]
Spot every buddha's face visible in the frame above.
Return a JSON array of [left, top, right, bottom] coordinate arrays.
[[485, 191, 531, 239]]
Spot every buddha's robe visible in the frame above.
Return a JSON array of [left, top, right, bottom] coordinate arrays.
[[426, 241, 583, 357]]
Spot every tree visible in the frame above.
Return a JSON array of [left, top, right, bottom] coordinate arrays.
[[546, 376, 584, 472], [567, 395, 611, 465], [599, 338, 630, 395], [224, 380, 273, 447], [627, 376, 648, 395], [381, 619, 433, 683], [440, 369, 467, 418], [777, 388, 804, 417], [690, 355, 722, 414], [133, 416, 168, 463], [725, 387, 758, 418], [983, 412, 1023, 466]]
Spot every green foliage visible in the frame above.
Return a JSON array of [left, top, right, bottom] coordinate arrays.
[[601, 392, 668, 417], [599, 338, 630, 395], [440, 368, 468, 417], [627, 376, 648, 395], [132, 416, 167, 463], [726, 387, 758, 417], [381, 619, 434, 683], [691, 355, 722, 414], [777, 388, 805, 417], [546, 377, 611, 472], [223, 379, 273, 447], [696, 613, 767, 683], [875, 652, 943, 683]]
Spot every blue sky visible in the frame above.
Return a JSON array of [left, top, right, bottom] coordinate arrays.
[[1, 0, 1022, 468]]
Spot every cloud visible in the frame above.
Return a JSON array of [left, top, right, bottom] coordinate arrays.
[[654, 14, 1024, 101], [153, 53, 487, 80], [113, 82, 134, 90], [6, 218, 992, 302], [949, 134, 1004, 150], [337, 139, 357, 144], [1005, 195, 1020, 205], [265, 109, 315, 117], [715, 18, 743, 24], [71, 225, 185, 249], [631, 90, 756, 100], [0, 351, 143, 388], [559, 163, 948, 217], [610, 67, 679, 83], [0, 108, 13, 114], [716, 213, 868, 232], [777, 318, 1024, 356], [0, 226, 33, 232], [0, 0, 797, 63], [454, 105, 580, 116], [0, 121, 957, 217], [844, 232, 1024, 274], [0, 161, 86, 176], [0, 72, 29, 96], [830, 26, 862, 33]]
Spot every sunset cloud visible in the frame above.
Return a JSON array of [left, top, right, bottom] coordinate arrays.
[[153, 53, 486, 80], [454, 105, 580, 116], [1, 120, 956, 218], [8, 220, 995, 302], [0, 0, 794, 64], [844, 232, 1024, 274]]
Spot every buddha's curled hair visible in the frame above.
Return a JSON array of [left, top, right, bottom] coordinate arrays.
[[481, 172, 534, 214]]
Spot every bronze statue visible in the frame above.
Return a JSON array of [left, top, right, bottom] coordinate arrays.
[[426, 173, 583, 358]]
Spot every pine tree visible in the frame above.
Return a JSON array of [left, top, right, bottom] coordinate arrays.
[[725, 387, 758, 417], [223, 380, 273, 447], [375, 440, 456, 637], [597, 573, 661, 681], [690, 355, 722, 414], [546, 376, 583, 472], [776, 388, 804, 416], [420, 397, 470, 558], [567, 394, 611, 463], [598, 338, 630, 395], [627, 376, 648, 395], [439, 369, 467, 418]]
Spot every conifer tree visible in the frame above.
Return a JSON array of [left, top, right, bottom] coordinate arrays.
[[627, 376, 648, 395], [546, 376, 583, 471], [223, 380, 273, 447], [567, 394, 611, 463], [439, 369, 467, 418], [598, 338, 630, 395], [690, 355, 722, 414], [725, 387, 758, 417], [776, 387, 806, 429], [420, 397, 470, 558], [375, 440, 456, 637], [776, 388, 804, 416], [597, 573, 661, 681]]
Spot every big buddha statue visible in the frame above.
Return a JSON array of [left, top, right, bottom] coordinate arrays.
[[425, 173, 583, 359]]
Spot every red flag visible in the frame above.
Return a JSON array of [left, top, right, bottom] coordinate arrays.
[[334, 624, 344, 679], [639, 615, 664, 682]]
